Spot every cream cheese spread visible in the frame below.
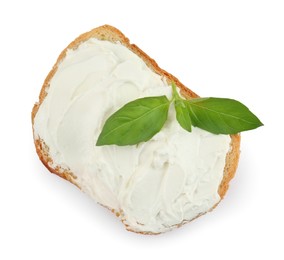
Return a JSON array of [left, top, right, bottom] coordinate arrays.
[[33, 38, 231, 233]]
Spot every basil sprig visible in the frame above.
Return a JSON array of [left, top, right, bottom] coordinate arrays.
[[96, 83, 263, 146]]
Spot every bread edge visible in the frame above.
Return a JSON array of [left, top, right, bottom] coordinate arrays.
[[31, 24, 241, 235]]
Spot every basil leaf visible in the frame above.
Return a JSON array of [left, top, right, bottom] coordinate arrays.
[[187, 97, 263, 134], [96, 96, 170, 146], [175, 99, 192, 132]]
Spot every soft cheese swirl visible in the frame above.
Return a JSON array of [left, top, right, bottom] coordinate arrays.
[[34, 38, 231, 233]]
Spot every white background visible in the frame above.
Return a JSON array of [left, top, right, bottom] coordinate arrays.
[[1, 0, 283, 259]]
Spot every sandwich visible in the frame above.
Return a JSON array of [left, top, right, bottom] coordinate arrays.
[[32, 25, 262, 234]]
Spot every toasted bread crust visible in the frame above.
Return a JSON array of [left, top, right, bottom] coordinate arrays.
[[32, 25, 240, 234]]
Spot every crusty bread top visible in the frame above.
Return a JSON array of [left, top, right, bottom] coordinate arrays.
[[32, 25, 240, 233]]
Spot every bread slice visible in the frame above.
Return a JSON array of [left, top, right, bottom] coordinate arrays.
[[32, 25, 240, 234]]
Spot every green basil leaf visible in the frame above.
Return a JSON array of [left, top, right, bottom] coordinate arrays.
[[175, 99, 192, 132], [187, 97, 263, 134], [96, 96, 170, 146]]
